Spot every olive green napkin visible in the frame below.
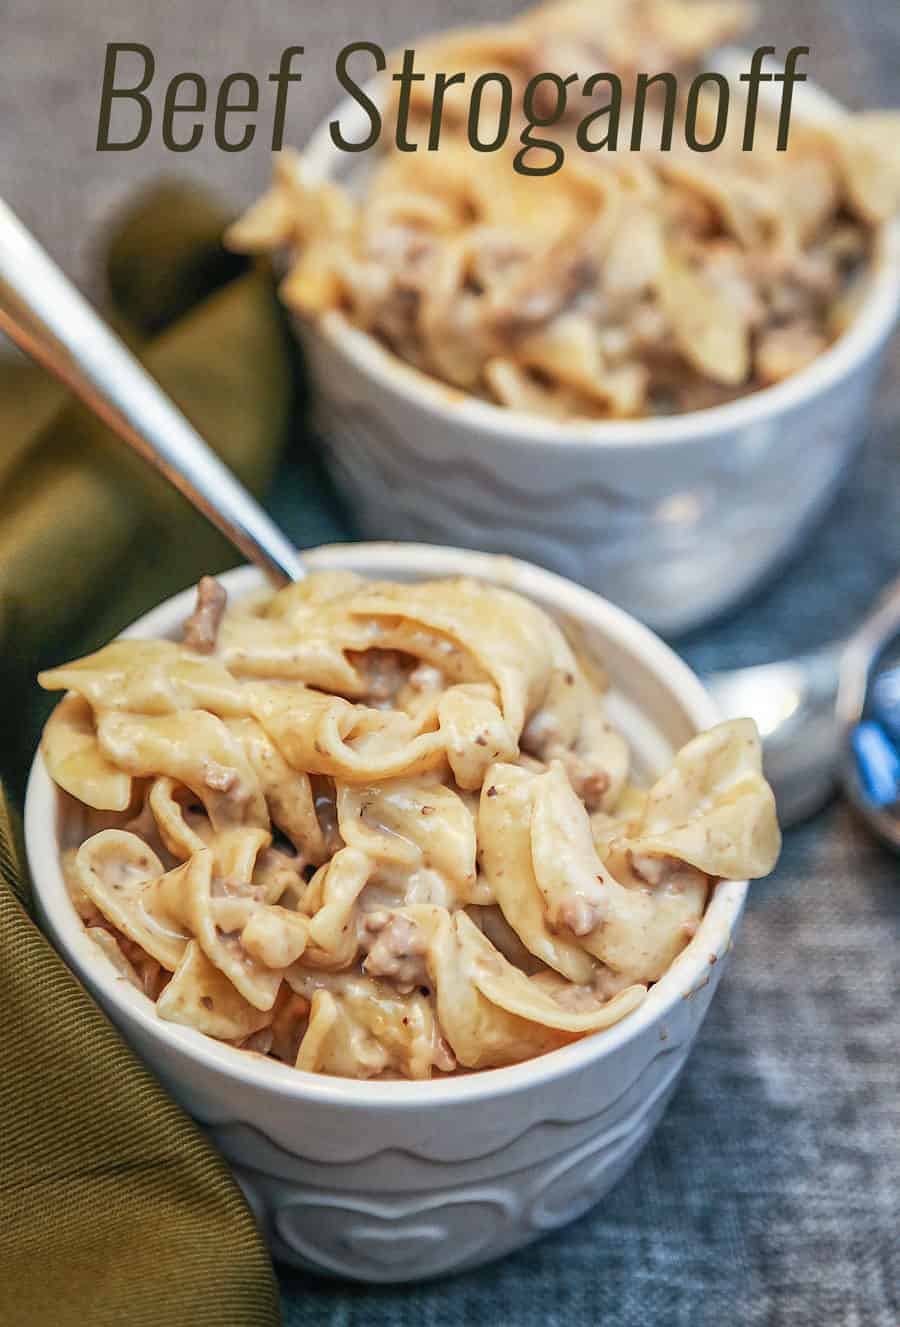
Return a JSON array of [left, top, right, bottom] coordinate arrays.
[[0, 182, 289, 1326]]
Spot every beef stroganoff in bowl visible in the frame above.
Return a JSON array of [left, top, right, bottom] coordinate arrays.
[[226, 0, 900, 635], [231, 0, 900, 420], [25, 546, 778, 1279], [36, 561, 779, 1081]]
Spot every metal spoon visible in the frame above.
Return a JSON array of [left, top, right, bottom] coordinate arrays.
[[0, 197, 303, 586], [708, 576, 900, 839]]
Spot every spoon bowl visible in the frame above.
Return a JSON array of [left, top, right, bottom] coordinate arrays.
[[709, 576, 900, 841]]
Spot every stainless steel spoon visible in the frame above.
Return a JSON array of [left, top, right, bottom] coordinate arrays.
[[708, 576, 900, 838], [0, 197, 303, 586]]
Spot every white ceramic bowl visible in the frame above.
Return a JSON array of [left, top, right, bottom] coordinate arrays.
[[27, 543, 745, 1283], [291, 73, 900, 637]]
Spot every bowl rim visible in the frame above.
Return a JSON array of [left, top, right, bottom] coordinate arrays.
[[26, 541, 746, 1109], [293, 64, 900, 449]]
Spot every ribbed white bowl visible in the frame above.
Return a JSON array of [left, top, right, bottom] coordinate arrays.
[[27, 543, 744, 1282], [290, 68, 900, 636]]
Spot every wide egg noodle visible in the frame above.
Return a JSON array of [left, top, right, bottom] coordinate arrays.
[[531, 764, 708, 983], [425, 911, 643, 1071], [148, 770, 312, 908], [424, 911, 566, 1070], [293, 988, 338, 1071], [250, 846, 309, 908], [577, 714, 631, 810], [337, 776, 478, 899], [143, 845, 283, 1011], [73, 830, 188, 970], [38, 639, 251, 716], [206, 824, 272, 883], [660, 158, 786, 252], [298, 846, 373, 969], [240, 905, 310, 970], [831, 111, 900, 225], [225, 148, 356, 261], [217, 612, 369, 693], [332, 577, 557, 740], [84, 926, 144, 990], [660, 252, 751, 387], [147, 777, 210, 860], [225, 715, 328, 863], [41, 693, 133, 812], [477, 762, 596, 983], [456, 911, 646, 1032], [251, 686, 448, 783], [157, 940, 274, 1041], [96, 709, 269, 831], [437, 684, 519, 791], [76, 827, 306, 1008], [612, 718, 781, 881], [291, 972, 448, 1080]]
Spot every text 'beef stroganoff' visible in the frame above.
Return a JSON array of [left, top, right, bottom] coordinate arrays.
[[40, 573, 780, 1080], [229, 0, 900, 419]]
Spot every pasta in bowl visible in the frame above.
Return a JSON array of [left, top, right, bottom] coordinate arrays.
[[36, 559, 778, 1081], [225, 0, 900, 635], [233, 0, 900, 421], [26, 545, 777, 1279]]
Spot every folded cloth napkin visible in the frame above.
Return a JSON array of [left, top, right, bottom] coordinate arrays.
[[0, 182, 290, 1326], [0, 789, 281, 1327]]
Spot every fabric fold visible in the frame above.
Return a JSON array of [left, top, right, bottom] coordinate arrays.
[[0, 786, 281, 1327]]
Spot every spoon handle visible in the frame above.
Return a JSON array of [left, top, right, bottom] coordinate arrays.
[[0, 197, 303, 586]]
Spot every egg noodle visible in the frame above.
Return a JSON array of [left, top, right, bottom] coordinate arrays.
[[40, 572, 779, 1080]]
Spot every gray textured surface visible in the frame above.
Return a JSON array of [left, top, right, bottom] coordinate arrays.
[[3, 2, 900, 1324]]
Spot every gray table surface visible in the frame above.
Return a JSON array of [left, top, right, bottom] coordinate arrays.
[[4, 2, 900, 1324]]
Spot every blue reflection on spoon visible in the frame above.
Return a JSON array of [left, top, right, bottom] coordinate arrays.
[[871, 666, 900, 745], [851, 720, 900, 808]]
